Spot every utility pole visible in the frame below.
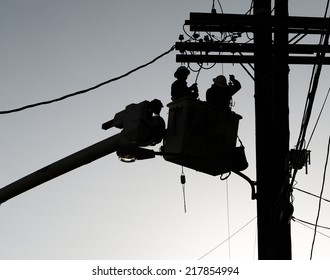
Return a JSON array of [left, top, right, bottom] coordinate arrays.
[[175, 0, 330, 259], [254, 0, 291, 259], [1, 1, 328, 260]]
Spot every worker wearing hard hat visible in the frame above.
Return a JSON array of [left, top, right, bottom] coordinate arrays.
[[206, 74, 241, 111], [171, 66, 199, 101]]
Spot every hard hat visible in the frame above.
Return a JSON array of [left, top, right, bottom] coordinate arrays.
[[150, 99, 163, 115], [213, 75, 227, 87], [174, 66, 190, 78]]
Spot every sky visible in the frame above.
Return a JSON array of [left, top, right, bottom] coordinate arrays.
[[0, 0, 329, 260]]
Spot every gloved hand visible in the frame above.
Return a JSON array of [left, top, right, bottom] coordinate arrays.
[[190, 83, 198, 93]]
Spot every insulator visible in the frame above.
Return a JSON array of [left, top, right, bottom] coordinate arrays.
[[180, 174, 186, 185]]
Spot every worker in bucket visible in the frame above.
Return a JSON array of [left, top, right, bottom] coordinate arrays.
[[206, 74, 241, 111], [171, 66, 199, 101]]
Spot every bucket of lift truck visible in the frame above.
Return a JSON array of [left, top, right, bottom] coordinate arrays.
[[162, 97, 243, 176]]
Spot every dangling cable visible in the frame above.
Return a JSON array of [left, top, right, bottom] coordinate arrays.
[[226, 179, 231, 259], [180, 166, 187, 213], [253, 222, 258, 259]]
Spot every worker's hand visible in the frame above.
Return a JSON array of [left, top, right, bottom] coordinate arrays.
[[229, 74, 235, 81], [191, 83, 198, 91], [190, 83, 199, 98]]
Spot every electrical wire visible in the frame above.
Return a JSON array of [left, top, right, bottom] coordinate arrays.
[[294, 187, 330, 204], [295, 0, 330, 150], [310, 136, 330, 259], [295, 0, 330, 148], [226, 179, 231, 259], [211, 0, 223, 13], [253, 222, 258, 259], [289, 3, 330, 196], [245, 0, 254, 15], [306, 87, 330, 148], [0, 45, 175, 115], [198, 216, 257, 259], [216, 0, 224, 13], [182, 24, 195, 41], [295, 33, 328, 152], [293, 217, 330, 234]]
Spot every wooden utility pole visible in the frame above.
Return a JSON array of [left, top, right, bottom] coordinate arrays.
[[175, 0, 330, 259], [254, 0, 291, 259]]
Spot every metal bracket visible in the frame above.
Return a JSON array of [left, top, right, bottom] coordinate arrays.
[[232, 170, 257, 200]]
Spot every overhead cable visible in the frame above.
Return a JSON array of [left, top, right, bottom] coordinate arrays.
[[0, 45, 175, 115], [307, 87, 330, 148], [293, 216, 330, 231], [295, 0, 330, 151], [198, 216, 257, 260], [294, 186, 330, 204], [310, 136, 330, 259], [289, 13, 330, 193]]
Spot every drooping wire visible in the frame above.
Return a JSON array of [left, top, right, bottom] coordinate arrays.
[[310, 136, 330, 259], [182, 24, 195, 41], [0, 45, 175, 115]]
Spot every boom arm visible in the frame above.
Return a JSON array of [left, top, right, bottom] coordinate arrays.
[[0, 134, 121, 204]]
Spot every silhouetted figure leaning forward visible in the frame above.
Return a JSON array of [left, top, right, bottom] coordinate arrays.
[[171, 66, 199, 101], [206, 74, 241, 111]]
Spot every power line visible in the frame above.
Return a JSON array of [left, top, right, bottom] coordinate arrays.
[[198, 216, 257, 260], [225, 179, 231, 259], [310, 136, 330, 259], [307, 87, 330, 148], [294, 186, 330, 204], [296, 0, 330, 150], [292, 217, 330, 231], [0, 45, 175, 115], [289, 10, 330, 197]]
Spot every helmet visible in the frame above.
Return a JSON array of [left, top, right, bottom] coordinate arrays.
[[213, 75, 227, 87], [174, 66, 190, 78], [150, 99, 163, 115]]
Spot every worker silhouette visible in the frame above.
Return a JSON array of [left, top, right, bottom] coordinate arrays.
[[206, 74, 241, 111], [171, 66, 199, 101]]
